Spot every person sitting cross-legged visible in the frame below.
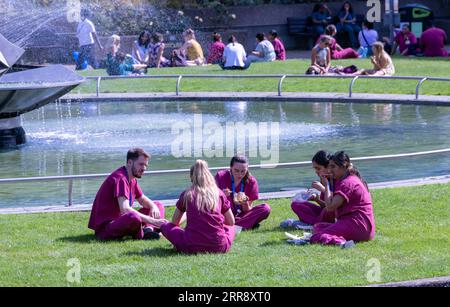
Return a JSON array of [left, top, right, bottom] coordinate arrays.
[[88, 148, 168, 241]]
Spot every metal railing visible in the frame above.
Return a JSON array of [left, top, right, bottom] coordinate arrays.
[[0, 148, 449, 207], [85, 74, 450, 99]]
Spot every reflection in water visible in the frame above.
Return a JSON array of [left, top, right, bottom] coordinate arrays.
[[0, 100, 449, 208], [372, 104, 393, 123], [348, 103, 360, 126], [312, 103, 333, 122]]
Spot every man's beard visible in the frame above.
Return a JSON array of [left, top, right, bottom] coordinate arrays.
[[132, 164, 142, 178]]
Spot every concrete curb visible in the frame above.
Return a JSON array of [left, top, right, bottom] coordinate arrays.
[[1, 175, 448, 215], [367, 276, 450, 287], [61, 92, 450, 106]]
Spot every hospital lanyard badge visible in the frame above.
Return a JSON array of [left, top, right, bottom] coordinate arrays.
[[230, 172, 245, 215]]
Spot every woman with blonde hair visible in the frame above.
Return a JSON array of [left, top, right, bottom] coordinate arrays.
[[306, 35, 332, 75], [160, 160, 235, 254], [105, 34, 147, 76], [172, 28, 205, 66], [357, 41, 395, 76], [105, 34, 121, 56]]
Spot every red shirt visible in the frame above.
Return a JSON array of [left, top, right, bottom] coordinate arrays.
[[420, 28, 449, 57], [395, 32, 417, 54], [333, 175, 375, 239], [272, 38, 286, 61], [88, 166, 143, 231], [207, 41, 225, 64]]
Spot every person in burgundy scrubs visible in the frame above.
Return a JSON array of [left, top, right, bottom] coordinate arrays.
[[419, 25, 449, 57], [160, 160, 235, 254], [282, 150, 335, 230], [88, 148, 168, 240], [215, 155, 271, 230], [310, 151, 376, 247]]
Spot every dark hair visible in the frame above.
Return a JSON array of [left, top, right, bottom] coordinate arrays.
[[138, 31, 150, 48], [127, 148, 150, 163], [256, 33, 265, 42], [152, 32, 164, 43], [331, 151, 368, 190], [312, 150, 332, 167], [81, 8, 90, 18], [312, 4, 321, 13], [228, 35, 237, 45], [115, 51, 126, 62], [364, 20, 374, 30], [230, 155, 251, 184], [212, 32, 222, 42], [340, 1, 354, 14], [268, 30, 278, 38], [326, 24, 337, 36]]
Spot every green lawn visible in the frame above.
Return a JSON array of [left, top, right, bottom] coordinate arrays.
[[73, 57, 450, 96], [0, 183, 449, 287]]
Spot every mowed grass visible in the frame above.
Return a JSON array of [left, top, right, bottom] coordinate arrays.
[[0, 184, 449, 287], [73, 57, 450, 96]]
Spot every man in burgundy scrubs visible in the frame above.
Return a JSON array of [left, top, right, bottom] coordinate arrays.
[[88, 148, 167, 240]]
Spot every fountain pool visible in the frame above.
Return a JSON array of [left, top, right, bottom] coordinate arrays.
[[0, 100, 449, 208]]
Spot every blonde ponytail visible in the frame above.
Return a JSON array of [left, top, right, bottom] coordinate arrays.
[[184, 160, 219, 212]]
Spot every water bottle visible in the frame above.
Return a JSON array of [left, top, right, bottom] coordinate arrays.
[[357, 47, 368, 58]]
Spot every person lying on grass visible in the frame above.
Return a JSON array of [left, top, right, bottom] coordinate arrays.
[[160, 160, 236, 254], [88, 148, 168, 241]]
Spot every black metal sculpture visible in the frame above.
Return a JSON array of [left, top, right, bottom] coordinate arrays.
[[0, 34, 84, 148]]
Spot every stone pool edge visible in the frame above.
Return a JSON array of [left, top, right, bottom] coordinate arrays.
[[61, 92, 450, 106]]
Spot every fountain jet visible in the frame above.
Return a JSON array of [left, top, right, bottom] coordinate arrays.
[[0, 33, 84, 148]]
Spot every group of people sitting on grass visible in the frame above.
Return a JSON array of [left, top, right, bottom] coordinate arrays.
[[307, 33, 395, 76], [104, 28, 287, 75], [310, 2, 449, 58], [88, 148, 375, 254]]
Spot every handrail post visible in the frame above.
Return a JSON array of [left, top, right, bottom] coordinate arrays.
[[96, 77, 102, 97], [67, 179, 73, 207], [349, 76, 359, 98], [176, 75, 183, 96], [278, 75, 287, 97], [416, 78, 428, 100]]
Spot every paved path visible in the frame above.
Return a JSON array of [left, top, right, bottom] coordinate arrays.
[[62, 91, 450, 106], [1, 175, 448, 215]]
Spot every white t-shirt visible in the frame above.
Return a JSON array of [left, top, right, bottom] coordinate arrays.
[[223, 42, 247, 67], [77, 19, 96, 47], [255, 40, 276, 62], [359, 29, 378, 48], [132, 41, 149, 62]]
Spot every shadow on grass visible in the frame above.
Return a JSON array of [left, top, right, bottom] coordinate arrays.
[[258, 239, 287, 248], [123, 247, 182, 258], [57, 234, 99, 244], [56, 234, 130, 244], [248, 226, 290, 234]]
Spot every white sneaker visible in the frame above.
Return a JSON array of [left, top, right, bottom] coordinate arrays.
[[341, 240, 355, 249]]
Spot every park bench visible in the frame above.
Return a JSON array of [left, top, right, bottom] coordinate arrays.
[[287, 17, 315, 49]]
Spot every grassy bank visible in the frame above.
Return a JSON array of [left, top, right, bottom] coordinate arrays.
[[72, 57, 450, 96], [0, 183, 449, 287]]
